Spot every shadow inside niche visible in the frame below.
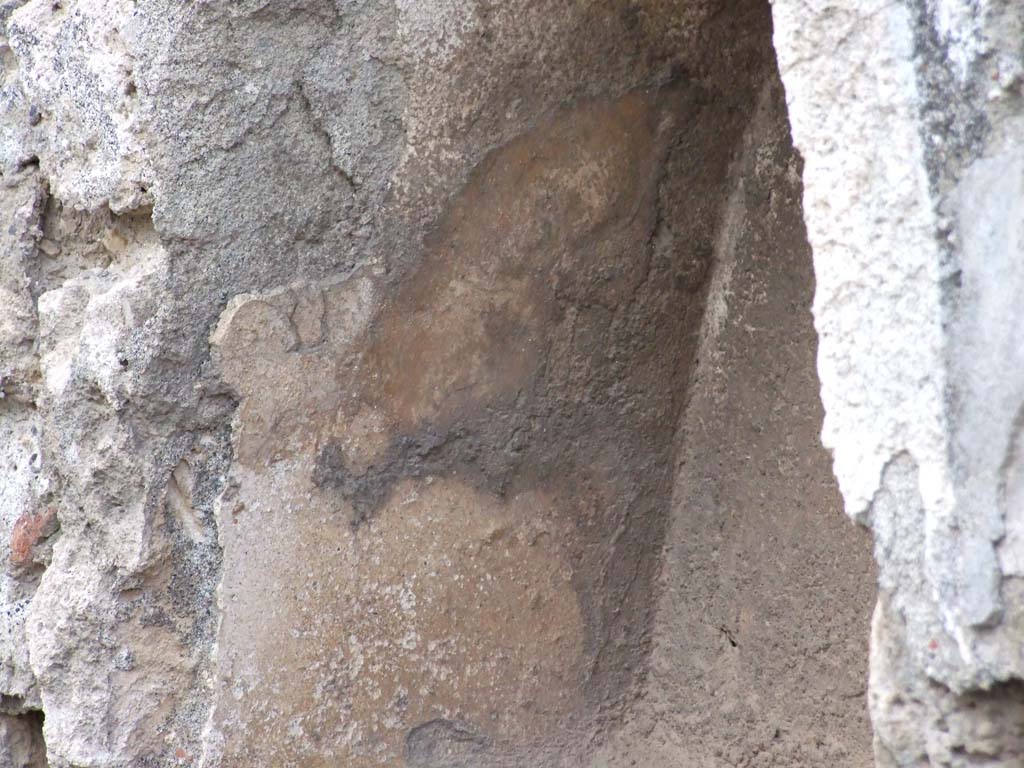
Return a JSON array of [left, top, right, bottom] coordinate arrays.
[[204, 0, 875, 765], [0, 708, 47, 768]]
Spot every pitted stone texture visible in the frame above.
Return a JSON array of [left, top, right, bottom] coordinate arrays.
[[0, 12, 51, 732], [871, 593, 1024, 767], [0, 173, 46, 715], [0, 713, 46, 768], [22, 209, 223, 768], [772, 0, 1024, 762], [8, 0, 152, 211]]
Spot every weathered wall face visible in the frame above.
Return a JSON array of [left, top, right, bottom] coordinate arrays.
[[205, 87, 720, 766], [590, 73, 877, 768], [772, 0, 1024, 764], [0, 0, 881, 766]]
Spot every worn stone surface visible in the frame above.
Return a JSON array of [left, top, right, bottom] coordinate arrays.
[[772, 0, 1024, 763], [589, 72, 876, 768], [0, 712, 46, 768], [206, 86, 708, 766], [0, 0, 891, 766]]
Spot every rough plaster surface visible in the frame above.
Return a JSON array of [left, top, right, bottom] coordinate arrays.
[[591, 77, 876, 768], [0, 0, 899, 765], [772, 0, 1024, 763]]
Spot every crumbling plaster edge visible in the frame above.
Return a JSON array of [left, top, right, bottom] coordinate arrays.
[[772, 0, 966, 645]]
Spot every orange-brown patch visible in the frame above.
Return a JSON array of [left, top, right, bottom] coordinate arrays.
[[10, 506, 57, 567]]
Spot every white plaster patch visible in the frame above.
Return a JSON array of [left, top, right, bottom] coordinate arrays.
[[9, 0, 152, 210]]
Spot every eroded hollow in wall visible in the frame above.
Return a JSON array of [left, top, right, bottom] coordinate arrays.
[[210, 81, 726, 768], [203, 1, 875, 766], [0, 710, 46, 768]]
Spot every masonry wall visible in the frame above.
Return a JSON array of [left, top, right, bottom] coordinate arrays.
[[7, 0, 995, 765], [773, 0, 1024, 764]]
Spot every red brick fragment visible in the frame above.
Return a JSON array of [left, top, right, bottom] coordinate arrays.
[[10, 507, 57, 567]]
